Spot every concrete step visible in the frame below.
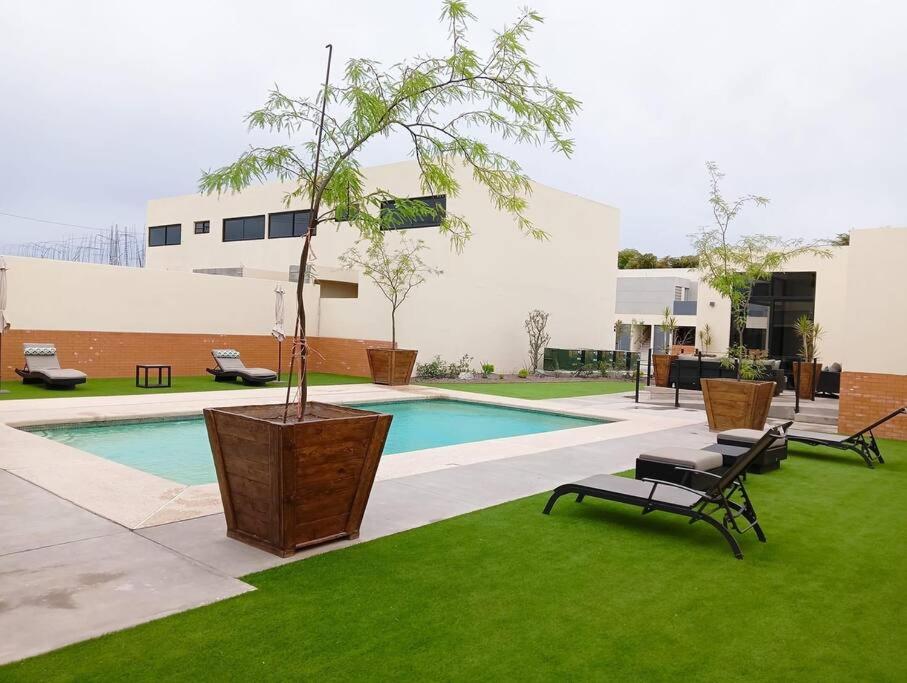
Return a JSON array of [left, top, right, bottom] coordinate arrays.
[[639, 388, 839, 427]]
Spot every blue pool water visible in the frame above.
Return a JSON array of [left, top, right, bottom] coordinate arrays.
[[29, 399, 604, 485]]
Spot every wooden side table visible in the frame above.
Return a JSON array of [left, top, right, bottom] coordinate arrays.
[[135, 364, 172, 389]]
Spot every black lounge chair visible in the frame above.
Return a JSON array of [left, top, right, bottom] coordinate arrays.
[[206, 349, 277, 385], [542, 424, 792, 559], [15, 343, 87, 388], [787, 407, 906, 468]]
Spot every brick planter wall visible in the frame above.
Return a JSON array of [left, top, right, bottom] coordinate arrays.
[[839, 371, 907, 440], [0, 330, 392, 381]]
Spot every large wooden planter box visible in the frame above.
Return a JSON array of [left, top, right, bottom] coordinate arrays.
[[793, 361, 822, 401], [701, 378, 775, 432], [652, 354, 677, 387], [367, 348, 417, 386], [204, 402, 392, 557]]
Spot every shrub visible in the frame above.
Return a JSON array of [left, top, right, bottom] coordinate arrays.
[[517, 368, 529, 379], [480, 362, 495, 378], [416, 354, 474, 379]]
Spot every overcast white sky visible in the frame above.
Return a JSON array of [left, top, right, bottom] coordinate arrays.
[[1, 0, 905, 254]]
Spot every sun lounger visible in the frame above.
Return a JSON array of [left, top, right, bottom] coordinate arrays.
[[542, 423, 792, 559], [15, 343, 87, 388], [786, 407, 905, 468], [206, 349, 277, 385]]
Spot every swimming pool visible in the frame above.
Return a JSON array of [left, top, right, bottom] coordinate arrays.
[[27, 399, 605, 485]]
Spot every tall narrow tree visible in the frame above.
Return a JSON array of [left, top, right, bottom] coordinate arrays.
[[200, 1, 580, 419]]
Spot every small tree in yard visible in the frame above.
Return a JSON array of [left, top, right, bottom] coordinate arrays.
[[658, 306, 677, 354], [525, 309, 550, 372], [692, 162, 829, 377], [339, 234, 441, 348], [200, 1, 580, 419]]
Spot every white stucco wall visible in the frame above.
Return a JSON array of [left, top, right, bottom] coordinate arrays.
[[2, 256, 311, 336], [840, 227, 907, 374], [145, 160, 620, 372]]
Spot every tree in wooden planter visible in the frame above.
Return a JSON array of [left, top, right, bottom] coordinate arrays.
[[197, 1, 581, 555], [652, 306, 678, 387], [340, 234, 441, 385], [793, 314, 824, 401], [692, 162, 829, 430]]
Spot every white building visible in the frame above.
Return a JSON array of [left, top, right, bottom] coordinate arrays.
[[144, 160, 621, 372]]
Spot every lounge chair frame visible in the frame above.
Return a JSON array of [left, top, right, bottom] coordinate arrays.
[[15, 343, 87, 389], [206, 349, 277, 386], [543, 424, 791, 559], [787, 407, 905, 468]]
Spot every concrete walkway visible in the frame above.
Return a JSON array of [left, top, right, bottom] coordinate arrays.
[[0, 387, 711, 664]]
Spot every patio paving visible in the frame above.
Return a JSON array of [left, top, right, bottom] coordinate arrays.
[[0, 385, 712, 664]]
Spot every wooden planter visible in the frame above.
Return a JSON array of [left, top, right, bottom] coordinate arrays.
[[701, 378, 775, 432], [652, 354, 677, 387], [367, 348, 417, 386], [793, 361, 822, 401], [204, 402, 392, 557]]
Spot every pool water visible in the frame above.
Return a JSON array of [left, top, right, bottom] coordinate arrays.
[[29, 399, 604, 485]]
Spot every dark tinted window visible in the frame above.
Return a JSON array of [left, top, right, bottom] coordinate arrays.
[[148, 224, 181, 246], [380, 195, 446, 230], [223, 215, 265, 242], [194, 221, 210, 234], [268, 210, 311, 238]]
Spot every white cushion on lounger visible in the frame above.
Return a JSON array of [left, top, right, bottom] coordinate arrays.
[[39, 368, 87, 381], [573, 474, 703, 507], [242, 368, 277, 378], [718, 428, 787, 445], [638, 447, 722, 470]]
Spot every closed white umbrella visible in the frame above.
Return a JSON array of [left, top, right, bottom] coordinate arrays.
[[0, 257, 9, 394], [272, 284, 286, 380], [272, 283, 286, 342]]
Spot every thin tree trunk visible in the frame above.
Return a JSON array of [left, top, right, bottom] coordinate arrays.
[[294, 224, 315, 419]]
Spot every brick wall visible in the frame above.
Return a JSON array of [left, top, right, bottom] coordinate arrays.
[[839, 371, 907, 441], [0, 330, 392, 381]]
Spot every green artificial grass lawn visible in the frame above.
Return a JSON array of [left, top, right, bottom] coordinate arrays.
[[0, 373, 369, 400], [5, 440, 906, 680], [424, 379, 635, 400]]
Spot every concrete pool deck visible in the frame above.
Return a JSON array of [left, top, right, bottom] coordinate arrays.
[[0, 383, 710, 664]]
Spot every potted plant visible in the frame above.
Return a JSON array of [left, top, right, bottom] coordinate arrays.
[[793, 314, 823, 401], [698, 323, 713, 355], [652, 306, 678, 387], [197, 2, 580, 555], [693, 162, 829, 431], [340, 234, 440, 385]]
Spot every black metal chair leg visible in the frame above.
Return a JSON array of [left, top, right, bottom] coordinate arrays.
[[700, 514, 744, 559], [576, 493, 586, 503], [543, 488, 569, 515]]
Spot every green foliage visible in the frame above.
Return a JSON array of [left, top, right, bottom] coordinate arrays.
[[416, 354, 474, 379], [692, 162, 830, 353], [199, 1, 580, 252], [794, 315, 823, 360], [339, 234, 441, 345], [831, 232, 850, 246], [517, 368, 529, 378], [719, 346, 766, 381], [698, 323, 713, 353], [618, 249, 699, 269], [658, 306, 678, 354], [480, 362, 495, 377]]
